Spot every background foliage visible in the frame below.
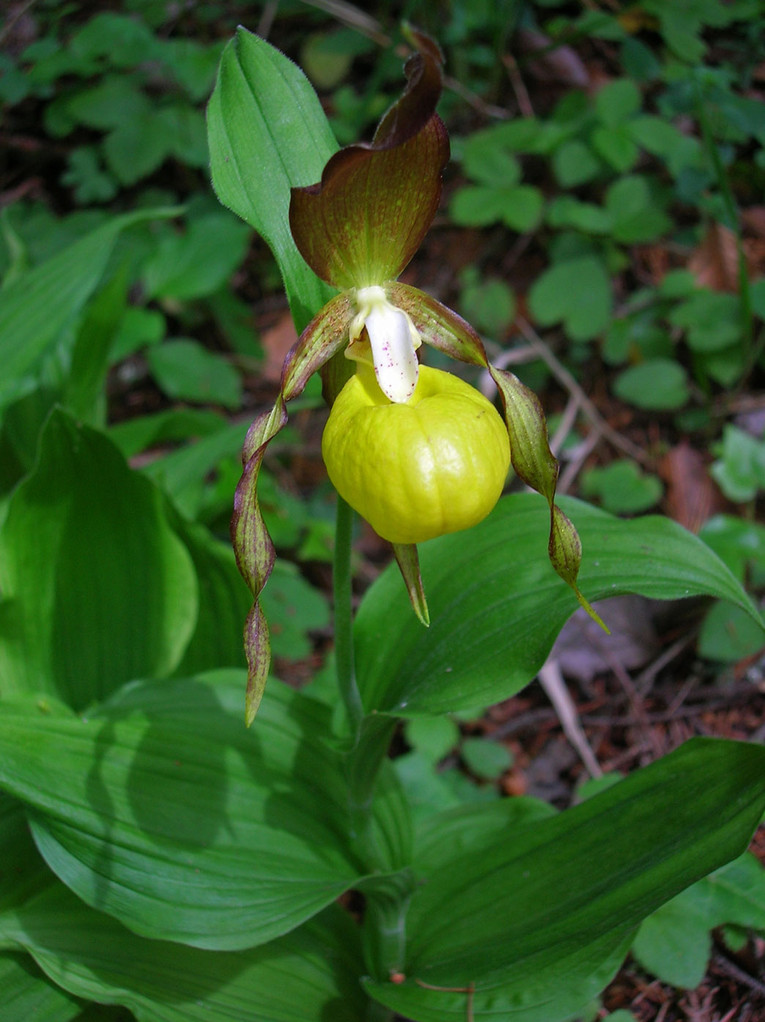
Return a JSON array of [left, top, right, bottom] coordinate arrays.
[[1, 1, 764, 1020]]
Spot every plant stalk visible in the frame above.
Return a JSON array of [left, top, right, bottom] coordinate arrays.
[[333, 494, 411, 983], [334, 495, 364, 732]]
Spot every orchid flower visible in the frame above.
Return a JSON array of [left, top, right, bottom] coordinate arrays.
[[232, 31, 602, 723]]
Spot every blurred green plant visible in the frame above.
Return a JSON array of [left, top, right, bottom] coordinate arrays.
[[580, 459, 664, 515]]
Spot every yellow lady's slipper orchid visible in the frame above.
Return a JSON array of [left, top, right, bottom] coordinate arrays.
[[323, 363, 510, 544], [229, 29, 602, 721]]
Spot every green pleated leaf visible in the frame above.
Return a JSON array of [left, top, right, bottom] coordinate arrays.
[[0, 671, 363, 951], [368, 934, 631, 1022], [169, 516, 249, 676], [0, 208, 178, 411], [0, 409, 198, 708], [64, 266, 128, 428], [366, 738, 765, 1021], [2, 886, 368, 1022], [0, 793, 54, 919], [0, 953, 83, 1022], [207, 27, 337, 332], [354, 493, 762, 716]]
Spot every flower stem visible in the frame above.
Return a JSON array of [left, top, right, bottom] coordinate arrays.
[[334, 497, 412, 986], [334, 498, 398, 867], [334, 495, 364, 732]]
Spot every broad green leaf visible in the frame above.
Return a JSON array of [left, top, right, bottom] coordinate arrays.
[[0, 671, 365, 951], [369, 931, 632, 1022], [628, 115, 701, 176], [460, 737, 512, 780], [354, 494, 761, 716], [103, 109, 174, 185], [632, 898, 712, 990], [699, 513, 765, 581], [142, 212, 250, 302], [459, 276, 516, 337], [0, 410, 197, 707], [158, 104, 209, 167], [146, 339, 242, 409], [2, 886, 368, 1022], [710, 424, 765, 502], [168, 516, 249, 676], [669, 291, 742, 353], [110, 305, 166, 362], [450, 184, 543, 232], [404, 717, 460, 765], [462, 138, 521, 185], [160, 38, 226, 101], [0, 952, 82, 1022], [546, 196, 613, 234], [108, 407, 225, 458], [366, 738, 765, 1020], [552, 139, 600, 187], [207, 27, 337, 331], [413, 798, 556, 868], [69, 13, 159, 67], [64, 266, 128, 427], [0, 208, 177, 410], [63, 75, 151, 131], [0, 793, 54, 918]]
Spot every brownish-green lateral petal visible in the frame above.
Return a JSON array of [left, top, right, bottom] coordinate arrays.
[[389, 283, 489, 367], [489, 366, 558, 503], [231, 397, 288, 724], [233, 295, 357, 721], [550, 504, 608, 628], [491, 366, 606, 628], [281, 291, 353, 400]]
